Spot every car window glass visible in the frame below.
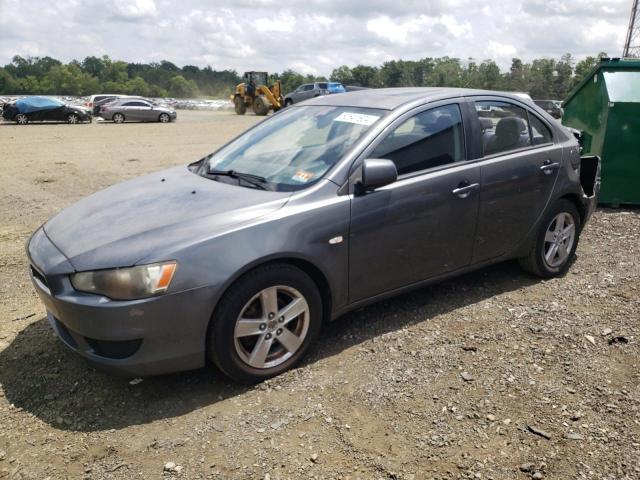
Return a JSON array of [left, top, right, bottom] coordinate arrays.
[[207, 106, 385, 191], [303, 85, 314, 91], [529, 113, 553, 145], [371, 104, 465, 176], [318, 83, 328, 89], [474, 101, 531, 156]]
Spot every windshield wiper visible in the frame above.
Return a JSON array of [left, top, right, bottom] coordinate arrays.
[[205, 169, 269, 190]]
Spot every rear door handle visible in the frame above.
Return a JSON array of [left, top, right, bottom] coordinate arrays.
[[452, 182, 480, 198], [540, 161, 560, 175]]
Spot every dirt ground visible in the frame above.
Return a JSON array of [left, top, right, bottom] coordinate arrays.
[[0, 111, 638, 480]]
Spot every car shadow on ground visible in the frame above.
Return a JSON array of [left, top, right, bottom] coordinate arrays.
[[0, 260, 538, 432]]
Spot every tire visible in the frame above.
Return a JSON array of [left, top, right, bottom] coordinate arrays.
[[158, 113, 170, 123], [252, 96, 269, 116], [112, 113, 125, 123], [284, 99, 293, 107], [234, 96, 246, 115], [518, 199, 581, 278], [15, 114, 28, 125], [209, 263, 322, 383], [67, 113, 79, 124]]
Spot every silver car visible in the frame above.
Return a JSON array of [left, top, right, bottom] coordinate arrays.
[[27, 88, 599, 383], [100, 98, 177, 123]]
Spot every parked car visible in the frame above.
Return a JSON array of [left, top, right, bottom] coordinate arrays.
[[2, 96, 91, 125], [89, 95, 151, 116], [534, 99, 563, 119], [100, 98, 176, 123], [283, 82, 345, 106], [27, 88, 599, 382]]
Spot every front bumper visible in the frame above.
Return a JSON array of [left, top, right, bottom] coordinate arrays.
[[27, 229, 216, 376]]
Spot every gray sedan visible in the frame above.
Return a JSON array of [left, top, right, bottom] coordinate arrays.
[[27, 88, 599, 383], [100, 98, 177, 123]]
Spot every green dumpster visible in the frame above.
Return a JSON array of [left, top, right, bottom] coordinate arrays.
[[563, 58, 640, 205]]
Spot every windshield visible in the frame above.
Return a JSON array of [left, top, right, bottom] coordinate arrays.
[[203, 105, 385, 191]]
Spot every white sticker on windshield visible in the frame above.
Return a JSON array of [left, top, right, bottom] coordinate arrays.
[[334, 112, 380, 126]]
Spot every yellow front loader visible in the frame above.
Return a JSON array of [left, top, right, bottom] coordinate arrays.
[[231, 71, 283, 116]]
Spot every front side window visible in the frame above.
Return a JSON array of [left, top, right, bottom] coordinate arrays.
[[203, 106, 385, 191], [371, 104, 465, 176], [303, 85, 314, 91], [474, 101, 531, 156]]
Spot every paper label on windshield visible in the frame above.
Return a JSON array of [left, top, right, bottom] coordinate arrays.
[[292, 170, 314, 183], [334, 112, 380, 126]]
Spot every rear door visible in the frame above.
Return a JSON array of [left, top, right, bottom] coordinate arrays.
[[469, 97, 561, 262], [349, 101, 480, 302]]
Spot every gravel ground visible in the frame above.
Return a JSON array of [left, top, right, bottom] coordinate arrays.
[[0, 111, 638, 480]]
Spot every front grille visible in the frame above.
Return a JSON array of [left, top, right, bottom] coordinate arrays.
[[30, 265, 49, 288]]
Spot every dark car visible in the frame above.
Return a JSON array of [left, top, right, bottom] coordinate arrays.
[[284, 82, 346, 106], [27, 88, 599, 382], [534, 99, 563, 119], [2, 96, 91, 125]]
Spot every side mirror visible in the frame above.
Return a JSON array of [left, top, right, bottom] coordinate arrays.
[[359, 158, 397, 191]]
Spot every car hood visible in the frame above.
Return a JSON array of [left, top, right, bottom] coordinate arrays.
[[44, 166, 290, 271]]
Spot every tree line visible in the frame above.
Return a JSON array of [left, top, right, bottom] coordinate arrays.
[[0, 53, 605, 100]]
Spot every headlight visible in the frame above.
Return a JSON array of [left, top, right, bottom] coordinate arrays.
[[71, 261, 177, 300]]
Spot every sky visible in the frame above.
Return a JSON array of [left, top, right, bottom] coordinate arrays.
[[0, 0, 631, 75]]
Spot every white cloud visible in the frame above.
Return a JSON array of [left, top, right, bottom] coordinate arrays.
[[113, 0, 157, 19], [0, 0, 631, 75]]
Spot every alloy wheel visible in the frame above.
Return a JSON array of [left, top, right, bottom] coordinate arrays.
[[16, 114, 27, 125], [68, 114, 78, 124], [233, 286, 309, 369], [159, 113, 170, 123], [543, 212, 576, 268]]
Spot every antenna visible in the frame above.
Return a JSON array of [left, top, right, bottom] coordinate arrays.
[[624, 0, 640, 57]]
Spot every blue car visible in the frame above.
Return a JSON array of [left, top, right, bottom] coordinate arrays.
[[2, 96, 91, 125], [283, 82, 346, 106]]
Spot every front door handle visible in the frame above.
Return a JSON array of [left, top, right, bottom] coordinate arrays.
[[540, 160, 560, 175], [452, 182, 480, 198]]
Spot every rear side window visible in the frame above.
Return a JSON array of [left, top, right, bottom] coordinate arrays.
[[372, 104, 465, 176], [529, 113, 553, 145], [317, 83, 328, 89], [474, 101, 531, 156]]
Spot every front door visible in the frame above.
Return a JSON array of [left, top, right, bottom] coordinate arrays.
[[349, 102, 480, 302], [470, 99, 562, 262]]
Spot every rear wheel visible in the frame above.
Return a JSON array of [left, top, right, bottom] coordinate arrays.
[[15, 114, 28, 125], [158, 113, 170, 123], [67, 113, 79, 124], [112, 113, 125, 123], [252, 96, 269, 116], [284, 99, 293, 107], [234, 96, 246, 115], [519, 199, 580, 277], [209, 264, 322, 383]]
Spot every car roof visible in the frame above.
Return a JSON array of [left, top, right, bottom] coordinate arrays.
[[303, 87, 533, 111]]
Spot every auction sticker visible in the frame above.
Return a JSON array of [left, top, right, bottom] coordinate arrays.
[[292, 170, 314, 183], [334, 112, 380, 126]]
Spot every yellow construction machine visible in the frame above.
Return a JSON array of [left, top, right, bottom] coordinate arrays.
[[231, 71, 283, 116]]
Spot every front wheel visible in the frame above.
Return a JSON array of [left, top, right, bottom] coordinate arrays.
[[234, 96, 246, 115], [209, 264, 322, 383], [67, 113, 79, 124], [158, 113, 170, 123], [284, 99, 293, 107], [519, 199, 581, 277]]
